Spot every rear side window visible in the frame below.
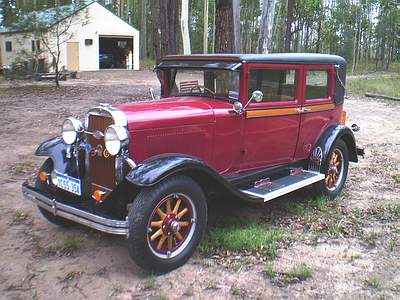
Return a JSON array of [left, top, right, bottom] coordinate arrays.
[[306, 70, 329, 100], [248, 69, 297, 102]]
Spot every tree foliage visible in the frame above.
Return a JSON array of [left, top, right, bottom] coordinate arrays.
[[1, 0, 399, 71]]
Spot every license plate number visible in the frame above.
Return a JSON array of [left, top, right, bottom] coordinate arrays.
[[56, 172, 81, 196]]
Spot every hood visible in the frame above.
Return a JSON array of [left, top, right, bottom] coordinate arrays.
[[114, 97, 216, 131]]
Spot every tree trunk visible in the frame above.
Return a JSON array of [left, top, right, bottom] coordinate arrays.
[[257, 0, 276, 54], [159, 0, 180, 57], [214, 0, 240, 53], [352, 7, 361, 73], [181, 0, 191, 54], [203, 0, 209, 53], [380, 35, 386, 68], [232, 0, 240, 53], [151, 0, 161, 63], [140, 0, 148, 59], [284, 0, 294, 52]]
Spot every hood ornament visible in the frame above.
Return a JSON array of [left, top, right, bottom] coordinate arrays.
[[93, 130, 104, 140]]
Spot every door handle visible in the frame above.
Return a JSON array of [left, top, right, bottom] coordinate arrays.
[[298, 107, 311, 113]]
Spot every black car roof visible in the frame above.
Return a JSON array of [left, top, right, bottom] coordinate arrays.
[[162, 53, 346, 66]]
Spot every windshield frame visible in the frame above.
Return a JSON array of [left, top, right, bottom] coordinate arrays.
[[159, 66, 243, 103]]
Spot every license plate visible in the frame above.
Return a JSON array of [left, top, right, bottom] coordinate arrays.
[[56, 172, 82, 196]]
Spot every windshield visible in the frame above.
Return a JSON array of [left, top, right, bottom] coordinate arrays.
[[168, 69, 240, 101]]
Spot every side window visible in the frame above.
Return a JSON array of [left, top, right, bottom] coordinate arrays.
[[248, 68, 297, 102], [5, 41, 12, 52], [306, 70, 329, 100]]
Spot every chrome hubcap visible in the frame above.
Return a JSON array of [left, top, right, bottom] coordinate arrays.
[[326, 148, 344, 191]]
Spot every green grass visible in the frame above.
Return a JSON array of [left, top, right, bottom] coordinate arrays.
[[285, 263, 313, 281], [364, 276, 381, 289], [62, 234, 83, 252], [264, 262, 277, 278], [352, 62, 400, 74], [371, 203, 400, 221], [142, 275, 156, 290], [10, 209, 30, 225], [284, 196, 329, 216], [200, 223, 285, 259], [347, 75, 400, 97]]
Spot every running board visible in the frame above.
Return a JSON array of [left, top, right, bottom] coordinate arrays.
[[241, 170, 325, 202]]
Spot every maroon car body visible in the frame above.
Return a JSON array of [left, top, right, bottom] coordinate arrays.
[[22, 54, 362, 272]]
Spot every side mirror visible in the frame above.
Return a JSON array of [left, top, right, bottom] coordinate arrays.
[[243, 90, 264, 111], [233, 101, 243, 114], [252, 90, 263, 102]]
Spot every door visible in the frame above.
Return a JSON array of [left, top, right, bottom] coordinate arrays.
[[67, 42, 79, 71], [240, 64, 302, 171], [295, 65, 339, 160]]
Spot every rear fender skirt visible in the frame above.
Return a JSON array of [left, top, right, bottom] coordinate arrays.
[[35, 136, 80, 177], [311, 125, 358, 172], [126, 154, 251, 200]]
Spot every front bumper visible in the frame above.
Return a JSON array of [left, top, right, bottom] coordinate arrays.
[[22, 182, 129, 236]]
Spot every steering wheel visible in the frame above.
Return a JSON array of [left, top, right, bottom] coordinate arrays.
[[190, 85, 215, 95]]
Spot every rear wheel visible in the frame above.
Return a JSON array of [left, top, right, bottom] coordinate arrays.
[[314, 139, 349, 199], [127, 175, 207, 272]]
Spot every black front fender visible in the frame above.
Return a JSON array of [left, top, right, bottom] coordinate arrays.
[[35, 136, 79, 176], [126, 154, 220, 186], [126, 154, 252, 201]]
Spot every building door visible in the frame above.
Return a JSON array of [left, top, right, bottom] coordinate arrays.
[[240, 64, 302, 171], [67, 42, 79, 71]]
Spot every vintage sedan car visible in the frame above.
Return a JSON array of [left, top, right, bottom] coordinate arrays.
[[22, 53, 363, 272]]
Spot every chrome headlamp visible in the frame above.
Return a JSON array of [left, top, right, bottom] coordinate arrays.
[[104, 125, 129, 156], [62, 117, 83, 145]]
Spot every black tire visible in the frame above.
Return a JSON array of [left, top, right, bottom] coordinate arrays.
[[35, 159, 74, 227], [314, 139, 349, 199], [127, 175, 207, 272]]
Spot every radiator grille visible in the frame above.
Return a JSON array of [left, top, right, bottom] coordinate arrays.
[[87, 114, 115, 195]]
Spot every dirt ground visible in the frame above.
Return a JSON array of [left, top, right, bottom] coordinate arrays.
[[0, 70, 398, 300]]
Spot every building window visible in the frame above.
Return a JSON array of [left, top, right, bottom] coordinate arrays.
[[249, 68, 297, 102], [5, 41, 12, 52], [36, 40, 41, 51], [31, 40, 36, 52], [306, 70, 330, 100]]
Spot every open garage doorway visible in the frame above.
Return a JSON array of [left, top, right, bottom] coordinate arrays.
[[99, 36, 134, 69]]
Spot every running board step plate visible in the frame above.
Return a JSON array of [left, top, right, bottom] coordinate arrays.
[[241, 170, 325, 202]]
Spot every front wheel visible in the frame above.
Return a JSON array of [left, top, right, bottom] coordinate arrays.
[[127, 175, 207, 272], [314, 139, 349, 199]]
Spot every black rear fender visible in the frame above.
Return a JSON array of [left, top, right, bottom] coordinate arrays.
[[311, 125, 358, 172]]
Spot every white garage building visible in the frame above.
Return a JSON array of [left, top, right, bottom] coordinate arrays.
[[0, 1, 140, 71]]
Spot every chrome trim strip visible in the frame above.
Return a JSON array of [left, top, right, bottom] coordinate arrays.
[[22, 184, 128, 236]]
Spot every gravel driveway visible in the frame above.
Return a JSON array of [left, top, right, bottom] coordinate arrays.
[[0, 70, 398, 300]]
